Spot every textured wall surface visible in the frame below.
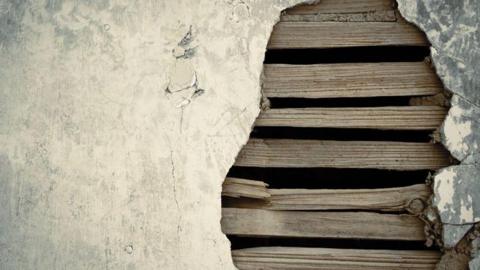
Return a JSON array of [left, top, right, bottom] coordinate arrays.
[[397, 0, 480, 268], [0, 0, 312, 269], [0, 0, 478, 269]]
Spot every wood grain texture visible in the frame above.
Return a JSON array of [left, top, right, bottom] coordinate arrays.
[[262, 62, 442, 98], [268, 184, 431, 211], [282, 0, 397, 22], [281, 10, 397, 22], [232, 247, 440, 270], [222, 208, 425, 240], [286, 0, 394, 15], [223, 182, 430, 212], [268, 21, 427, 49], [256, 106, 447, 130], [222, 178, 270, 199], [234, 139, 451, 170], [268, 184, 429, 211]]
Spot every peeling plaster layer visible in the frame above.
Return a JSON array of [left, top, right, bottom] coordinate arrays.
[[397, 0, 480, 264], [0, 0, 313, 269], [397, 0, 480, 107], [442, 224, 473, 249], [442, 95, 480, 163], [434, 165, 480, 225]]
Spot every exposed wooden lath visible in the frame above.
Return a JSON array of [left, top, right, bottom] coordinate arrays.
[[222, 208, 425, 240], [268, 22, 427, 49], [222, 178, 430, 212], [235, 139, 450, 170], [256, 106, 447, 130], [262, 62, 442, 99], [223, 0, 450, 269], [285, 0, 395, 15], [268, 0, 426, 48], [222, 178, 270, 199], [232, 247, 440, 270]]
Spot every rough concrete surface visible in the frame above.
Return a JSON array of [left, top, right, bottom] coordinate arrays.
[[0, 0, 313, 269], [397, 0, 480, 267]]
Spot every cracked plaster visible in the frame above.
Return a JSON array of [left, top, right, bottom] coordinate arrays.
[[0, 0, 479, 269], [0, 0, 314, 269]]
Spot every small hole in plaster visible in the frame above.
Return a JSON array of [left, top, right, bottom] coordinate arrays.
[[124, 245, 134, 254]]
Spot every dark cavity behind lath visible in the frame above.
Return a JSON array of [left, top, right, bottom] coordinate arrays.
[[264, 46, 430, 64]]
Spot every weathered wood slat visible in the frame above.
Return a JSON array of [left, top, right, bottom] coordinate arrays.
[[232, 247, 440, 270], [286, 0, 394, 15], [263, 63, 442, 98], [222, 208, 425, 240], [281, 10, 397, 22], [268, 184, 429, 211], [222, 180, 430, 212], [268, 21, 427, 49], [256, 106, 447, 130], [222, 178, 270, 199], [283, 0, 396, 23], [234, 139, 450, 170]]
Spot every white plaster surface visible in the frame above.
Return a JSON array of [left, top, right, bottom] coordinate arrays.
[[0, 0, 312, 269]]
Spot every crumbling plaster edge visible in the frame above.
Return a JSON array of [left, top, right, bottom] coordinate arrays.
[[397, 1, 480, 267], [220, 0, 322, 268]]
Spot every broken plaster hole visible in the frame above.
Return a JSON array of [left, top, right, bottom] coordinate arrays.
[[221, 0, 455, 269]]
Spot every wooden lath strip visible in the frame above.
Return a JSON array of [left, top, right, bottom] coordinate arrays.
[[222, 208, 425, 240], [256, 106, 447, 130], [234, 139, 451, 170], [222, 179, 430, 212], [268, 184, 429, 211], [222, 178, 270, 199], [268, 21, 427, 49], [283, 0, 397, 23], [285, 0, 395, 15], [262, 62, 442, 98], [232, 247, 440, 270], [281, 10, 397, 22]]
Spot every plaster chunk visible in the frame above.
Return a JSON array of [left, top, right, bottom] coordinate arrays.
[[442, 95, 480, 163], [471, 238, 480, 270], [443, 224, 473, 249], [470, 256, 480, 270], [434, 165, 480, 225], [397, 1, 480, 264], [397, 0, 480, 107]]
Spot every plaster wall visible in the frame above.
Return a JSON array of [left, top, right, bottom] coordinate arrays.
[[0, 0, 479, 269], [0, 0, 312, 269]]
